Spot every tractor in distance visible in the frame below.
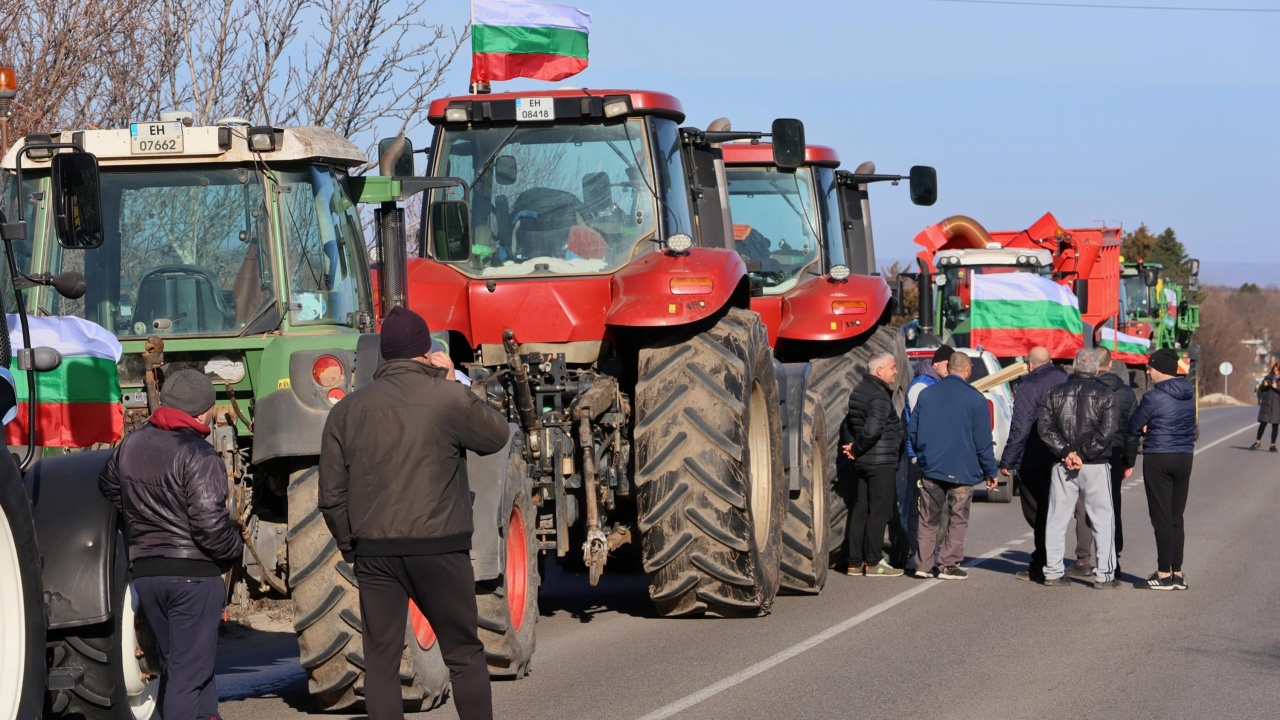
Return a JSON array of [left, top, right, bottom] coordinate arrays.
[[719, 138, 936, 573], [1118, 258, 1201, 394]]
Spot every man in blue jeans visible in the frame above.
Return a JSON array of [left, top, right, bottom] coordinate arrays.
[[100, 370, 243, 720], [908, 352, 999, 579]]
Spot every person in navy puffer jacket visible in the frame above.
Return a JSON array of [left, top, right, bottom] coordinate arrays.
[[1128, 348, 1197, 591]]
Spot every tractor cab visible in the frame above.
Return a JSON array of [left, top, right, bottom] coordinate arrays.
[[928, 247, 1053, 347]]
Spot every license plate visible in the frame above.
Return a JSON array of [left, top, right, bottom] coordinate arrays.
[[515, 97, 555, 122], [129, 122, 184, 155]]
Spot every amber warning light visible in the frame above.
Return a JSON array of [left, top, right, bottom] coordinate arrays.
[[0, 67, 16, 97]]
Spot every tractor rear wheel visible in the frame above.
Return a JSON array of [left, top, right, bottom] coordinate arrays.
[[476, 452, 540, 678], [287, 465, 447, 712], [44, 540, 159, 720], [808, 323, 910, 568], [779, 388, 830, 594], [0, 462, 45, 720], [634, 307, 785, 617]]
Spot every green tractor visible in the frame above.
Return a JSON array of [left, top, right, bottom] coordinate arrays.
[[1119, 259, 1202, 396], [2, 115, 446, 716]]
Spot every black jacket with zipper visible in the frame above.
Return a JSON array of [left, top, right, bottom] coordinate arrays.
[[319, 359, 510, 559], [1036, 372, 1119, 465], [840, 374, 904, 467], [1096, 371, 1140, 468]]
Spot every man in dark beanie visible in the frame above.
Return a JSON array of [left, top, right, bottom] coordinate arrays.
[[99, 369, 242, 720], [1129, 347, 1196, 590], [320, 306, 509, 720]]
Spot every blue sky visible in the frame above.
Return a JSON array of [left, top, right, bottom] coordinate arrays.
[[419, 0, 1279, 272]]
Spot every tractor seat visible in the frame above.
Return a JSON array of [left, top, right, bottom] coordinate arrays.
[[511, 187, 582, 260], [133, 265, 231, 335]]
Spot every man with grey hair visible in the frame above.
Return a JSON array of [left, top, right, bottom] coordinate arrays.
[[1094, 346, 1139, 573], [840, 350, 904, 576], [1036, 348, 1120, 588]]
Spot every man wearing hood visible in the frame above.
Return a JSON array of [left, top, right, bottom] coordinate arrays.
[[1129, 348, 1197, 591]]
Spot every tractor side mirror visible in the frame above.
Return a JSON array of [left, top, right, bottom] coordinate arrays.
[[770, 118, 805, 169], [50, 152, 104, 249], [1142, 266, 1161, 288], [1188, 258, 1200, 278], [377, 136, 415, 177], [892, 276, 909, 316], [909, 166, 938, 207], [430, 200, 472, 261], [495, 155, 517, 186]]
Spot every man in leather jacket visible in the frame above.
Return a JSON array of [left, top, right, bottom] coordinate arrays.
[[840, 351, 905, 577], [1036, 348, 1120, 588], [1096, 347, 1140, 572], [100, 369, 242, 720]]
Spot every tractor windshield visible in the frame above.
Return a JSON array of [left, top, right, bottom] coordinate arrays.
[[44, 164, 366, 337], [725, 166, 821, 294], [427, 118, 660, 277], [1123, 274, 1152, 319]]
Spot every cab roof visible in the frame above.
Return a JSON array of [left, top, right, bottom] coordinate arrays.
[[722, 143, 840, 168], [427, 89, 685, 124], [1, 124, 365, 170]]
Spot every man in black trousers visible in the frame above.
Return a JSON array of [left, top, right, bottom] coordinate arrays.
[[320, 306, 510, 720], [100, 369, 243, 720], [1095, 347, 1139, 574], [840, 351, 905, 576]]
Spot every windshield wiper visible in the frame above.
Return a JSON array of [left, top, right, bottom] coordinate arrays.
[[469, 125, 522, 194]]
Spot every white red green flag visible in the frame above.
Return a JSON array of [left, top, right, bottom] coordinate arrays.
[[5, 316, 123, 447], [969, 273, 1084, 358], [471, 0, 591, 85], [1100, 327, 1151, 366]]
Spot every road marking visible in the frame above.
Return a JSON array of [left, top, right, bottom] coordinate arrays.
[[635, 546, 1009, 720], [1194, 424, 1254, 454]]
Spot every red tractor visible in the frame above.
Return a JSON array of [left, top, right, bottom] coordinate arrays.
[[719, 141, 935, 578], [375, 89, 809, 677]]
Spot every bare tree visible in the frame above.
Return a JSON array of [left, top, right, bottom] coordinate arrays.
[[1, 0, 466, 163]]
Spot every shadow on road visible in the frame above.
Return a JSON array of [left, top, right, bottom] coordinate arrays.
[[538, 561, 657, 623]]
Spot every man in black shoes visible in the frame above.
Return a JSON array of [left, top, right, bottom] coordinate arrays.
[[841, 351, 905, 577], [1095, 347, 1139, 576], [100, 369, 243, 720], [1036, 348, 1120, 589], [1129, 348, 1197, 591], [320, 306, 510, 720]]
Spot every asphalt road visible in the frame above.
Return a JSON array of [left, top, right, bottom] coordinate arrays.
[[215, 406, 1279, 720]]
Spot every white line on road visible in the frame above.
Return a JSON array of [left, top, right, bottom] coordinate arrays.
[[637, 423, 1255, 720], [635, 546, 1010, 720]]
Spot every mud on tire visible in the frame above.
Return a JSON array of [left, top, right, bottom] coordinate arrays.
[[287, 465, 447, 712], [476, 452, 540, 678], [779, 387, 830, 594], [808, 323, 909, 568], [634, 307, 785, 617]]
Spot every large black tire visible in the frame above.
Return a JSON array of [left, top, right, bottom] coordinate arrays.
[[287, 465, 447, 712], [476, 453, 540, 678], [634, 307, 785, 617], [45, 538, 159, 720], [0, 464, 45, 720], [808, 323, 910, 568], [987, 479, 1013, 503], [779, 388, 830, 594]]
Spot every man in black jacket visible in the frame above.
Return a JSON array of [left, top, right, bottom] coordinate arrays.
[[1036, 348, 1120, 588], [998, 346, 1093, 582], [1096, 347, 1139, 571], [100, 369, 243, 720], [840, 351, 904, 577], [320, 306, 509, 720]]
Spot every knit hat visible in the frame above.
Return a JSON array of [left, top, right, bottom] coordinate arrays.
[[160, 369, 217, 416], [932, 344, 955, 364], [380, 306, 432, 360], [1148, 348, 1181, 376]]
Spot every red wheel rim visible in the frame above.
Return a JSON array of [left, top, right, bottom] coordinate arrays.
[[507, 505, 528, 632], [409, 601, 436, 649]]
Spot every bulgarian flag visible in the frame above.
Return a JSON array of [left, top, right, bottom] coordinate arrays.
[[1100, 327, 1151, 366], [5, 316, 124, 447], [970, 273, 1084, 358], [471, 0, 591, 85]]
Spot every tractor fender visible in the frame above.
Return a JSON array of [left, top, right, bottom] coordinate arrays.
[[24, 450, 120, 630], [775, 361, 812, 494], [252, 347, 360, 465], [468, 424, 517, 583], [778, 274, 891, 343], [606, 248, 747, 328]]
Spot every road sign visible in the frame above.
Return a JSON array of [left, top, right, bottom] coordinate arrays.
[[1219, 362, 1233, 376]]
